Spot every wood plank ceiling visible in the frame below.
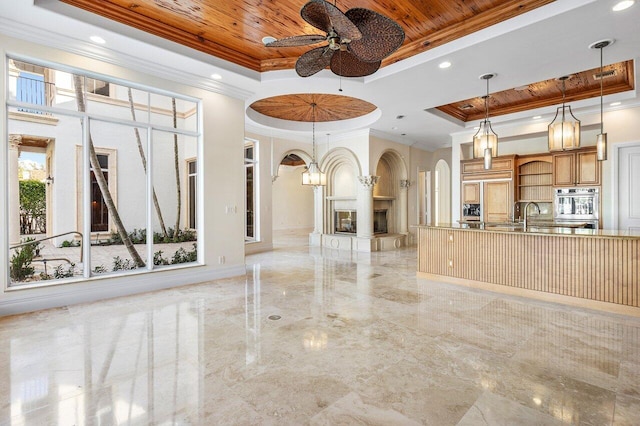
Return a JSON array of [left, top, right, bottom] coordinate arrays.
[[436, 61, 635, 122], [250, 93, 377, 122], [59, 0, 554, 72], [58, 0, 635, 123]]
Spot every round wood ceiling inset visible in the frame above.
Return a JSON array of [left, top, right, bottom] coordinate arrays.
[[249, 94, 377, 122]]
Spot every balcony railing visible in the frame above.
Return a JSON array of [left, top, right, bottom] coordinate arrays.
[[15, 75, 55, 113]]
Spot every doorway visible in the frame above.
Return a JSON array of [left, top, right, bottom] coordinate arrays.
[[616, 142, 640, 235]]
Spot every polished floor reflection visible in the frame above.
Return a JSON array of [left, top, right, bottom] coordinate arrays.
[[1, 230, 639, 425]]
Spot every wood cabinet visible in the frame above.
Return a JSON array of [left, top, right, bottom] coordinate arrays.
[[462, 182, 480, 204], [460, 155, 515, 222], [552, 148, 600, 186], [483, 180, 512, 223], [517, 154, 553, 202]]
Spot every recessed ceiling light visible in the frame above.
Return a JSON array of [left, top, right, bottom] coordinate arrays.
[[439, 61, 452, 69], [262, 36, 277, 45], [610, 101, 621, 106], [391, 126, 398, 130], [532, 115, 542, 120], [473, 126, 480, 130], [613, 1, 634, 11], [211, 73, 222, 80], [90, 36, 106, 44]]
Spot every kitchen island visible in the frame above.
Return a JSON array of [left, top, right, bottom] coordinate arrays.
[[417, 224, 640, 316]]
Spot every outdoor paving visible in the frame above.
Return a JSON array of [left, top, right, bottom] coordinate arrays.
[[10, 234, 196, 283]]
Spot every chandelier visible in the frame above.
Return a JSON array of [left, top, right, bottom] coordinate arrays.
[[302, 102, 326, 186], [473, 73, 498, 170], [548, 75, 580, 151]]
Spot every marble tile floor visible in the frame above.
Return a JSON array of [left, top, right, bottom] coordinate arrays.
[[1, 230, 639, 425]]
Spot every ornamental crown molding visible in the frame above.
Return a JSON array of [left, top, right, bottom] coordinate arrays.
[[358, 175, 379, 188]]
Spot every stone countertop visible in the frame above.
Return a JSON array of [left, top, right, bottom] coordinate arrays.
[[415, 223, 640, 238]]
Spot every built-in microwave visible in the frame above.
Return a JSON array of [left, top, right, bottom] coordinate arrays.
[[554, 188, 599, 221], [462, 203, 481, 221]]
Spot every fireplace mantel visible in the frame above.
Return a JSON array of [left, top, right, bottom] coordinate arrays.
[[373, 196, 395, 201]]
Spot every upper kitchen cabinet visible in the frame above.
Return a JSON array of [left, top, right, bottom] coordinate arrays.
[[516, 154, 553, 202], [552, 147, 600, 187]]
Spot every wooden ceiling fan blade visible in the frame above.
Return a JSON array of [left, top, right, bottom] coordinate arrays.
[[330, 50, 380, 77], [301, 0, 361, 41], [296, 46, 334, 77], [345, 8, 405, 62], [266, 34, 326, 48]]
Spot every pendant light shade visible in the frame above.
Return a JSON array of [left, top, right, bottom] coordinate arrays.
[[590, 39, 614, 161], [548, 76, 580, 151], [473, 73, 498, 170], [302, 102, 326, 186]]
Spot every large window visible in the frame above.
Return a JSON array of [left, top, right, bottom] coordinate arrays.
[[245, 140, 258, 241], [6, 58, 201, 287]]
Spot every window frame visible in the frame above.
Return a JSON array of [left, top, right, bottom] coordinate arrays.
[[244, 139, 259, 242], [6, 55, 203, 288]]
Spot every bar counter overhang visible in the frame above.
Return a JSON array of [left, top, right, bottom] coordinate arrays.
[[416, 224, 640, 316]]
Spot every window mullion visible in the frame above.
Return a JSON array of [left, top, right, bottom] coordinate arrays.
[[82, 116, 91, 278]]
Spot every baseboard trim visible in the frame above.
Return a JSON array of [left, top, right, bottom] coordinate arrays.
[[0, 264, 246, 316]]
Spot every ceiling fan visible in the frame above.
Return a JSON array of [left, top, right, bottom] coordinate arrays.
[[266, 0, 405, 77]]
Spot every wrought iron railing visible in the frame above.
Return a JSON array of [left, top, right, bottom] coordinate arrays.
[[15, 75, 55, 113]]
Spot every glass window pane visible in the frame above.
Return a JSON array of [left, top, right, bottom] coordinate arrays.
[[7, 107, 83, 285], [89, 121, 148, 276], [149, 94, 197, 132], [151, 130, 198, 268]]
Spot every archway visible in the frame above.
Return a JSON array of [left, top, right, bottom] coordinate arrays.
[[272, 150, 314, 234]]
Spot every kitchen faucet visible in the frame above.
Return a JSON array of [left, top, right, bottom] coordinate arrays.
[[523, 201, 540, 230]]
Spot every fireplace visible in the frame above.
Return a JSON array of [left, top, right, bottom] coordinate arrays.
[[334, 209, 388, 235], [335, 210, 356, 234], [374, 209, 388, 234]]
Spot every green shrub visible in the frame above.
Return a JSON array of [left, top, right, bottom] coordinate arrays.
[[54, 263, 76, 279], [153, 250, 169, 266], [171, 243, 197, 264], [10, 238, 40, 281], [112, 256, 137, 271]]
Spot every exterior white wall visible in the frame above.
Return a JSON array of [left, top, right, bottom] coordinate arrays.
[[450, 105, 640, 229], [1, 34, 246, 315]]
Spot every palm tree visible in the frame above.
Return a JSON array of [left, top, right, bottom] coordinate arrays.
[[127, 88, 169, 239], [172, 98, 181, 237], [73, 75, 145, 268]]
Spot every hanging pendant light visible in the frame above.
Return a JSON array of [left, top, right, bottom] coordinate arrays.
[[302, 102, 326, 186], [548, 75, 580, 151], [473, 73, 498, 170], [590, 39, 614, 161]]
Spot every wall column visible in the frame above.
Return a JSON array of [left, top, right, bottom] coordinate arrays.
[[9, 135, 21, 246], [309, 185, 324, 246], [399, 179, 410, 234], [357, 175, 378, 239]]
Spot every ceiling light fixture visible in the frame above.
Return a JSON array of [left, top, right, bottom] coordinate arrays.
[[90, 36, 106, 44], [590, 39, 614, 161], [548, 75, 580, 152], [302, 102, 326, 186], [610, 101, 621, 106], [473, 73, 498, 170], [211, 73, 222, 80], [612, 1, 634, 11], [261, 36, 277, 45], [439, 61, 452, 69], [533, 115, 542, 120]]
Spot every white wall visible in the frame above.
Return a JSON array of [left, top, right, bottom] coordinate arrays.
[[272, 165, 314, 231], [1, 34, 246, 315]]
